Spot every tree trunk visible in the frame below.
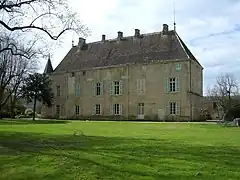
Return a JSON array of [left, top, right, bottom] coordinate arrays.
[[33, 96, 37, 121]]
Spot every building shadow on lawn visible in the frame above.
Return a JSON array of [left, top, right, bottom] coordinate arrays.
[[0, 131, 239, 180], [0, 119, 69, 125]]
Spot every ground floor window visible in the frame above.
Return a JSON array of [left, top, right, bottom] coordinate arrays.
[[113, 104, 122, 115], [75, 105, 80, 115], [169, 101, 180, 115], [138, 103, 144, 115], [56, 105, 60, 116], [95, 104, 101, 115]]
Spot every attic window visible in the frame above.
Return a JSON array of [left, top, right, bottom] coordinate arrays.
[[83, 71, 86, 76], [71, 72, 75, 77], [176, 63, 182, 71]]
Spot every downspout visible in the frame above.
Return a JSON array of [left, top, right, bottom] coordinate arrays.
[[189, 60, 192, 121], [127, 64, 130, 119]]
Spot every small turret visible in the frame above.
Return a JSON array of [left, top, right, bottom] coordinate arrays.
[[43, 55, 54, 74]]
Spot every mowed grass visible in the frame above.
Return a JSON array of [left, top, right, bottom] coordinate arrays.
[[0, 120, 239, 180]]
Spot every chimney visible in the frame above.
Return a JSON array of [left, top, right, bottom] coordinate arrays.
[[102, 34, 106, 41], [134, 29, 140, 37], [117, 31, 123, 39], [162, 24, 169, 34], [78, 37, 86, 48]]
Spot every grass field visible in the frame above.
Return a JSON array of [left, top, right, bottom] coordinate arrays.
[[0, 120, 239, 180]]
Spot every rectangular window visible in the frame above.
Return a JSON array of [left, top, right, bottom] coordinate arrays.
[[170, 102, 176, 115], [75, 105, 80, 115], [113, 104, 122, 115], [56, 85, 60, 96], [137, 79, 146, 94], [176, 63, 182, 71], [96, 83, 101, 96], [75, 84, 80, 96], [169, 101, 180, 115], [56, 105, 60, 115], [114, 81, 120, 95], [138, 103, 144, 115], [169, 78, 176, 92], [95, 104, 101, 115]]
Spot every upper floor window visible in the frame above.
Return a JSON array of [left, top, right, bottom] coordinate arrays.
[[56, 85, 60, 96], [75, 84, 80, 97], [93, 82, 103, 96], [137, 79, 146, 94], [165, 77, 180, 93], [109, 80, 123, 96]]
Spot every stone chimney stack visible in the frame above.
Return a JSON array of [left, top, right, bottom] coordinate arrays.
[[134, 29, 140, 37], [102, 34, 106, 41], [162, 24, 169, 34], [117, 31, 123, 39], [78, 37, 86, 48]]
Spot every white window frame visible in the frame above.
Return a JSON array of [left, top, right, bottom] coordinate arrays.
[[113, 104, 122, 115], [137, 79, 146, 94], [167, 101, 180, 115], [95, 104, 101, 115], [114, 81, 120, 95], [176, 63, 182, 71], [169, 78, 176, 92], [96, 83, 101, 96], [75, 105, 80, 115], [75, 84, 80, 97], [138, 103, 144, 115]]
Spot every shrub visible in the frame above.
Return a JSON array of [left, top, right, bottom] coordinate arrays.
[[0, 111, 11, 118]]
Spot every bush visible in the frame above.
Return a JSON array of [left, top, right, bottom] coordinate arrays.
[[0, 111, 11, 118]]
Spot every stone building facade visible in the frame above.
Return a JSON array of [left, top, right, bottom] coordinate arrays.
[[42, 24, 203, 121]]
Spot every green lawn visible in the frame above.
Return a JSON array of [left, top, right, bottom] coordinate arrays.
[[0, 120, 239, 180]]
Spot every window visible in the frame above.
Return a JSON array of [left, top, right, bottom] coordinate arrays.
[[75, 84, 80, 96], [176, 63, 182, 71], [170, 78, 176, 92], [109, 80, 123, 96], [114, 81, 120, 95], [56, 86, 60, 96], [170, 102, 176, 115], [165, 77, 180, 93], [114, 104, 120, 115], [56, 105, 60, 116], [75, 105, 80, 115], [96, 83, 101, 96], [95, 104, 101, 115], [71, 72, 75, 77], [137, 79, 146, 94], [83, 71, 86, 76], [138, 103, 144, 115], [166, 101, 180, 115]]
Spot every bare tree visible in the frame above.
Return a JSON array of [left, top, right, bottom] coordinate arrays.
[[207, 73, 239, 118], [0, 0, 89, 57], [0, 35, 37, 116]]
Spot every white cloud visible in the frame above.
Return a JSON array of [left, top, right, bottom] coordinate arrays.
[[44, 0, 240, 95]]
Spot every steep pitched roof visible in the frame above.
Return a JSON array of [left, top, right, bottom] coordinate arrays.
[[44, 57, 54, 74], [54, 26, 202, 73]]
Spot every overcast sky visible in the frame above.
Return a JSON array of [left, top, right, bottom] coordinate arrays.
[[42, 0, 240, 95]]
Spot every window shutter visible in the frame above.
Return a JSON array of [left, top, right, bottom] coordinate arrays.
[[165, 103, 169, 115], [176, 101, 180, 115], [92, 105, 96, 115], [143, 79, 146, 94], [101, 82, 104, 96], [109, 81, 113, 96], [100, 104, 103, 115], [119, 80, 124, 95], [136, 79, 140, 94], [119, 104, 123, 115], [92, 83, 96, 96], [176, 77, 180, 92], [164, 78, 169, 93], [109, 104, 113, 115]]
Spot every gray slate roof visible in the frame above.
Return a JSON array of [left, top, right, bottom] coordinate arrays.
[[53, 26, 201, 73]]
